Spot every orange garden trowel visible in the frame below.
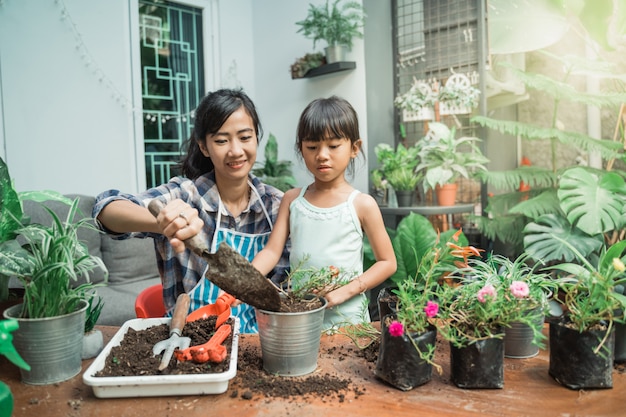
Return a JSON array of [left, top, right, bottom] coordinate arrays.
[[174, 324, 232, 364], [187, 292, 236, 329]]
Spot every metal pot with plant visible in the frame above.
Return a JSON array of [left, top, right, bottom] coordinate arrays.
[[0, 196, 107, 384], [415, 122, 488, 205], [373, 142, 422, 205], [295, 0, 366, 63]]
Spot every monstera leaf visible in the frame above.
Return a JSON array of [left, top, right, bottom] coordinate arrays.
[[558, 167, 626, 236], [523, 213, 604, 263]]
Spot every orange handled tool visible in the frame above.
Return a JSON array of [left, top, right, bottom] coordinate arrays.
[[174, 324, 232, 364], [186, 292, 236, 329]]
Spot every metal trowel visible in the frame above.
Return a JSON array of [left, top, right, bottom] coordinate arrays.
[[148, 199, 281, 312]]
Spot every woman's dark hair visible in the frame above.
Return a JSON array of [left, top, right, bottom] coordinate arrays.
[[179, 88, 263, 179], [295, 96, 363, 175]]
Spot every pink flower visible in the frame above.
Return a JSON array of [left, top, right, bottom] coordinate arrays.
[[477, 284, 496, 303], [388, 320, 404, 337], [509, 281, 530, 299], [424, 300, 439, 318]]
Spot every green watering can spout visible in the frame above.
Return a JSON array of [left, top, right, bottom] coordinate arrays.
[[0, 319, 30, 371]]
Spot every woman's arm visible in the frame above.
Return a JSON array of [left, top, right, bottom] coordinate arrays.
[[97, 199, 203, 253]]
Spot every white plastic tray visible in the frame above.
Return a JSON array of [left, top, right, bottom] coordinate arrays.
[[83, 317, 239, 398]]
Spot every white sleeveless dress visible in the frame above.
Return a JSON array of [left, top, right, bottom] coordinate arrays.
[[289, 186, 369, 330]]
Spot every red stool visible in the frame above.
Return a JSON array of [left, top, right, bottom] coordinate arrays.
[[134, 284, 166, 318]]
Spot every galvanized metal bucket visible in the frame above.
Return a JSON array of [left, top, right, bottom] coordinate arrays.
[[3, 301, 87, 385], [504, 313, 544, 359], [256, 295, 326, 376]]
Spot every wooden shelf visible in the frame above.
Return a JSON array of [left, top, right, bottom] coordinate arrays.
[[302, 61, 356, 78]]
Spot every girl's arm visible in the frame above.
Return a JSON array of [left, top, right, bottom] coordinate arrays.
[[324, 193, 397, 308], [97, 199, 203, 253], [251, 188, 299, 275]]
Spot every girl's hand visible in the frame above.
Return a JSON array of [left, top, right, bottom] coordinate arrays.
[[154, 199, 203, 253]]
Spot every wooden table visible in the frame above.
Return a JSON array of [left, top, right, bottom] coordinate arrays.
[[2, 325, 625, 417]]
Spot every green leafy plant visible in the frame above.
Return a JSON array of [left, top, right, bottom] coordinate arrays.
[[0, 197, 107, 318], [0, 157, 74, 302], [544, 238, 626, 353], [416, 122, 489, 191], [84, 294, 104, 333], [394, 80, 437, 112], [372, 142, 421, 192], [290, 52, 326, 79], [295, 0, 366, 49], [434, 253, 552, 349], [252, 133, 297, 192]]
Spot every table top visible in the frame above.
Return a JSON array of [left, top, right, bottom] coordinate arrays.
[[2, 325, 625, 417]]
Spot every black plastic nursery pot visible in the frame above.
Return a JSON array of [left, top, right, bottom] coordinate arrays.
[[450, 335, 504, 389], [375, 314, 436, 391], [549, 319, 614, 389], [376, 287, 398, 321]]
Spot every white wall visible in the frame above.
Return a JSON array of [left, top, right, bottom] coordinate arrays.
[[0, 0, 372, 195]]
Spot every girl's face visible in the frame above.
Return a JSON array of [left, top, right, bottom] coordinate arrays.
[[300, 134, 361, 183], [198, 106, 258, 183]]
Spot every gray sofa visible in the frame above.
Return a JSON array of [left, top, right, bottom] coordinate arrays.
[[20, 194, 161, 325]]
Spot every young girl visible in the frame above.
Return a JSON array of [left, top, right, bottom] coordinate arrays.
[[94, 88, 289, 333], [252, 96, 397, 330]]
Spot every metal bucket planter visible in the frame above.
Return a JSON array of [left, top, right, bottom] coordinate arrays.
[[3, 300, 87, 385], [549, 319, 614, 389], [505, 310, 544, 358], [256, 295, 327, 376]]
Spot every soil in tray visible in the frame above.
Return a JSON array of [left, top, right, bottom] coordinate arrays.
[[96, 316, 233, 376]]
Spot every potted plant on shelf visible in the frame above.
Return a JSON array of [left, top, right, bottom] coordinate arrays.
[[369, 169, 389, 206], [433, 252, 549, 389], [416, 122, 489, 206], [290, 52, 326, 79], [295, 0, 366, 63], [0, 194, 107, 385], [544, 238, 626, 389], [373, 142, 421, 206]]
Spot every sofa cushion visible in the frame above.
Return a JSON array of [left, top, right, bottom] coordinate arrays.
[[21, 194, 106, 285], [101, 236, 160, 285]]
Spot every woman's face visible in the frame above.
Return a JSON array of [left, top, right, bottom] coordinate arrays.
[[198, 106, 258, 183]]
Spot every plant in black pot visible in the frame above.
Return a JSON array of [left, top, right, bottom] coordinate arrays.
[[544, 238, 626, 389], [433, 250, 551, 389], [295, 0, 366, 63], [0, 195, 107, 384]]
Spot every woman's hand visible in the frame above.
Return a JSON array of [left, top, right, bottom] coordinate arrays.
[[154, 199, 203, 253]]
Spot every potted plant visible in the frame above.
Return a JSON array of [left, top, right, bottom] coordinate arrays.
[[369, 169, 389, 206], [433, 252, 550, 388], [376, 226, 480, 391], [290, 52, 326, 79], [295, 0, 366, 63], [437, 73, 481, 115], [544, 238, 626, 389], [1, 196, 107, 384], [256, 262, 355, 376], [252, 133, 297, 192], [394, 79, 437, 122], [415, 122, 489, 206], [373, 142, 421, 206]]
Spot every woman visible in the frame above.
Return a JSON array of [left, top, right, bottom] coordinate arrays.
[[93, 88, 289, 333]]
